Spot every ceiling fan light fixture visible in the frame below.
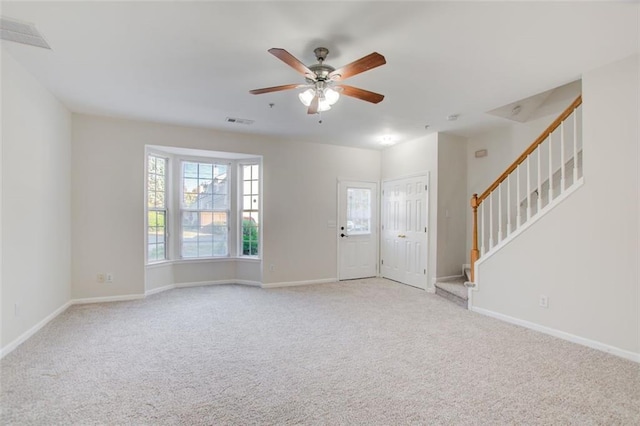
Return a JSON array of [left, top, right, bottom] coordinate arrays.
[[324, 88, 340, 105], [298, 88, 315, 106], [298, 87, 337, 112]]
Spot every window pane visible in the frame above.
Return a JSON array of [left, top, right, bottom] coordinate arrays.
[[251, 181, 259, 195], [182, 242, 198, 258], [212, 212, 224, 226], [183, 177, 198, 197], [156, 158, 165, 175], [346, 188, 371, 235], [199, 163, 213, 179], [155, 191, 165, 208], [251, 164, 259, 178], [249, 211, 259, 224], [243, 195, 252, 210], [183, 162, 198, 178]]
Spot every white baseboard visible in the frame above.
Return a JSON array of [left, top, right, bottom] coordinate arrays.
[[435, 274, 464, 282], [145, 284, 175, 296], [175, 280, 234, 289], [72, 294, 145, 305], [145, 280, 262, 296], [1, 300, 72, 359], [262, 278, 337, 289], [175, 280, 262, 289], [236, 280, 262, 287], [471, 306, 640, 364]]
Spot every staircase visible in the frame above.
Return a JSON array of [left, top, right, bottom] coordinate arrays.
[[434, 96, 582, 309], [469, 95, 583, 283], [434, 267, 471, 308]]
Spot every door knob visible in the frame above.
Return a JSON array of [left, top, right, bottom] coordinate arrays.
[[340, 233, 349, 238], [397, 234, 406, 238]]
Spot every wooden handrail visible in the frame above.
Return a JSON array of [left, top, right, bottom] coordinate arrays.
[[477, 95, 582, 205]]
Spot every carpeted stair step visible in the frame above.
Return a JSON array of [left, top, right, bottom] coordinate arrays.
[[434, 277, 468, 309]]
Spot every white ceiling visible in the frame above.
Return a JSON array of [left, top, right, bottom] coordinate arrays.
[[2, 1, 638, 149]]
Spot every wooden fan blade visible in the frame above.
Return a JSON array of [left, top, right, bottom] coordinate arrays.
[[308, 94, 319, 115], [336, 85, 385, 104], [328, 52, 386, 81], [249, 84, 303, 95], [268, 48, 316, 79]]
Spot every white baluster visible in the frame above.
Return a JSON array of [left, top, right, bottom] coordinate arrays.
[[537, 149, 542, 213], [507, 174, 511, 237], [573, 109, 578, 183], [498, 182, 503, 243], [548, 134, 553, 202], [560, 121, 566, 192], [480, 201, 486, 256], [526, 155, 532, 221], [516, 165, 522, 227], [489, 192, 494, 250]]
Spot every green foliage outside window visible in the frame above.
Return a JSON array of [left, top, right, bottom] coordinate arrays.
[[242, 219, 259, 256]]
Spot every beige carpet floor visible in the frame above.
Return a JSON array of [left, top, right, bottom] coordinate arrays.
[[1, 278, 639, 425]]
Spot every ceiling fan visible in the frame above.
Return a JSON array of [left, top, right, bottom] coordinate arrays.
[[250, 47, 386, 115]]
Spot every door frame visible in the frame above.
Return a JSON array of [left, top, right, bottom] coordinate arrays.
[[380, 172, 430, 290], [337, 178, 380, 281]]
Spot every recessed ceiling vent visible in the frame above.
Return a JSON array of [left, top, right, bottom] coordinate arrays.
[[225, 117, 254, 125], [0, 16, 51, 49]]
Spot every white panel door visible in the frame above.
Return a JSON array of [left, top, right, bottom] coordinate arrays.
[[381, 176, 428, 289], [338, 181, 378, 280]]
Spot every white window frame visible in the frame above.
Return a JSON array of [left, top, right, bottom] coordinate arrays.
[[239, 162, 261, 257], [146, 152, 169, 264], [178, 159, 231, 259]]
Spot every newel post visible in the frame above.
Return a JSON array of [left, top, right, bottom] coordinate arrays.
[[470, 194, 479, 283]]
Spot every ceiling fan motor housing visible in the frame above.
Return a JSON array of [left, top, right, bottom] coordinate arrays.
[[307, 63, 335, 83]]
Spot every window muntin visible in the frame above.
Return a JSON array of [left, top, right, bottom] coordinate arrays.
[[241, 164, 260, 256], [181, 161, 229, 258], [147, 155, 168, 262]]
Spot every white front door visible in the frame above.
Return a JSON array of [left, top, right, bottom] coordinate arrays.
[[338, 181, 378, 280], [381, 176, 428, 289]]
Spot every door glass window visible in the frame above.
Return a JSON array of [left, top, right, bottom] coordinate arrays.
[[346, 188, 371, 235]]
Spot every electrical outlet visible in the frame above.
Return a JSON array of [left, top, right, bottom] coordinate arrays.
[[269, 264, 275, 272], [14, 303, 19, 317], [106, 273, 113, 283], [97, 273, 105, 283], [539, 295, 549, 308]]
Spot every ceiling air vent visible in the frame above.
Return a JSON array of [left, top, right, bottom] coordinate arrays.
[[225, 117, 254, 125], [0, 16, 51, 49]]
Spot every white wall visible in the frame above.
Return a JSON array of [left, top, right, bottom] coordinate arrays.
[[1, 51, 72, 348], [71, 115, 381, 298], [437, 133, 467, 277], [472, 55, 639, 357], [381, 134, 439, 288]]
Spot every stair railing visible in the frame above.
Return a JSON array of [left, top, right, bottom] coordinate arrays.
[[470, 95, 583, 282]]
